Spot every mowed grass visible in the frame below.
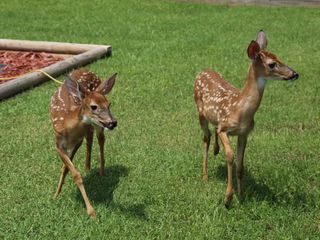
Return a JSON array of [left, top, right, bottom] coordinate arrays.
[[0, 0, 320, 239]]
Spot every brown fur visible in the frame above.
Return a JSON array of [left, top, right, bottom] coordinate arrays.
[[194, 31, 298, 206], [50, 69, 117, 218]]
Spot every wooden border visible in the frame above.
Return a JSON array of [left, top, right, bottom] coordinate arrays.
[[0, 39, 112, 100], [175, 0, 320, 6]]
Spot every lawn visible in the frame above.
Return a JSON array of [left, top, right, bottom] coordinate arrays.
[[0, 0, 320, 239]]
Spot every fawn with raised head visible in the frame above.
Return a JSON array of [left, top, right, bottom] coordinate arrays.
[[50, 69, 117, 218], [194, 30, 299, 207]]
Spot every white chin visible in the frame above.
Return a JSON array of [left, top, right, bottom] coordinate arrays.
[[104, 127, 111, 132]]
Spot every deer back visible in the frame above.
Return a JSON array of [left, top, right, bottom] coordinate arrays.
[[194, 69, 241, 127]]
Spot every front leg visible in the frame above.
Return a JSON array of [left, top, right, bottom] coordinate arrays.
[[96, 127, 106, 176], [54, 139, 83, 198], [218, 132, 234, 207], [55, 146, 96, 219], [236, 135, 247, 199], [85, 127, 94, 171]]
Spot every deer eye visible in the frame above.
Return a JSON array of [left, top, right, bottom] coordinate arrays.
[[268, 62, 276, 69], [90, 105, 98, 111]]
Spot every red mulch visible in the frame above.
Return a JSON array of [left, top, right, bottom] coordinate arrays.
[[0, 51, 63, 84]]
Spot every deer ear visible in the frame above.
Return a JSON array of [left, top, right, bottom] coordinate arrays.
[[96, 73, 117, 95], [65, 75, 85, 100], [256, 30, 268, 50], [247, 40, 261, 60]]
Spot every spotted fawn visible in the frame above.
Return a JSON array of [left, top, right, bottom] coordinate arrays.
[[194, 30, 299, 207], [50, 69, 117, 218]]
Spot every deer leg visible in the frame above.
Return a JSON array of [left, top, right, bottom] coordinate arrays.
[[199, 115, 211, 181], [218, 131, 234, 207], [55, 146, 96, 219], [54, 141, 82, 198], [85, 127, 94, 171], [96, 127, 106, 176], [236, 135, 247, 199], [53, 164, 68, 199], [214, 127, 220, 156]]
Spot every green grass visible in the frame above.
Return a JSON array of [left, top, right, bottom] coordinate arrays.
[[1, 0, 320, 239]]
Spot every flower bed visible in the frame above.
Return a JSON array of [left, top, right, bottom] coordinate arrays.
[[0, 51, 63, 84]]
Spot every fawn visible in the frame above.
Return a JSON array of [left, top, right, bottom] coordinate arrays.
[[50, 69, 117, 218], [194, 30, 299, 207]]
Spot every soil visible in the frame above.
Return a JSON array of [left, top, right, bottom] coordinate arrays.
[[0, 51, 64, 84]]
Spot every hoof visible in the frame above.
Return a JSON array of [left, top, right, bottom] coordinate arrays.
[[224, 201, 231, 209], [224, 198, 232, 209], [214, 147, 220, 156], [88, 209, 97, 220], [53, 191, 60, 199], [224, 192, 233, 208], [202, 175, 208, 182]]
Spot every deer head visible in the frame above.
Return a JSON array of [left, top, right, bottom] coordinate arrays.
[[247, 30, 299, 82], [66, 73, 118, 130]]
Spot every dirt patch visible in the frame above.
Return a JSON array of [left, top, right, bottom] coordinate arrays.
[[0, 51, 64, 84]]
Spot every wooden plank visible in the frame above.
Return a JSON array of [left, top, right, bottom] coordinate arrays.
[[0, 50, 73, 59], [0, 46, 111, 100], [178, 0, 320, 6], [0, 39, 111, 54]]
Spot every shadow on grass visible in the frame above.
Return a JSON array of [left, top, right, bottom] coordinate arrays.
[[116, 203, 148, 220], [75, 164, 148, 220], [214, 163, 311, 209]]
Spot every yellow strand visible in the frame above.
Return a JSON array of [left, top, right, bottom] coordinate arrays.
[[36, 70, 63, 85], [0, 69, 63, 84]]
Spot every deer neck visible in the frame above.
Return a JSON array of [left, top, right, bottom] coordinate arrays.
[[78, 105, 91, 125], [67, 99, 89, 127], [239, 64, 266, 119]]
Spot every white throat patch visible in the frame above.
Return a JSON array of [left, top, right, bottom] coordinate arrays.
[[82, 116, 92, 124], [82, 116, 104, 128], [257, 77, 267, 90]]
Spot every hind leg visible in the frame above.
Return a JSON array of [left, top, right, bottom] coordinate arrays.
[[214, 127, 220, 155], [199, 115, 211, 181]]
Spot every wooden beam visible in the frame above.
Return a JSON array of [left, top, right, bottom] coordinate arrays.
[[0, 46, 112, 100], [0, 39, 111, 54]]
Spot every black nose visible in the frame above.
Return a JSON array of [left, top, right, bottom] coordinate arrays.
[[107, 120, 117, 130], [112, 120, 117, 128], [292, 72, 299, 80]]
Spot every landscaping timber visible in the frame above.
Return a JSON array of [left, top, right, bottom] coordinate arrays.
[[0, 39, 112, 100]]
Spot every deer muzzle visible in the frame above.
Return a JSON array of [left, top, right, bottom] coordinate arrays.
[[100, 119, 117, 130], [284, 67, 299, 81], [289, 72, 299, 81]]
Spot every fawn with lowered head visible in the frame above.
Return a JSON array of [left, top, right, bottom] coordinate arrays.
[[194, 30, 299, 207], [50, 69, 117, 218]]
